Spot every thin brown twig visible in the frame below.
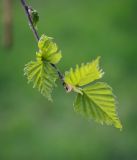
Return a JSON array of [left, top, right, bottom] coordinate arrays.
[[21, 0, 39, 41], [20, 0, 69, 91]]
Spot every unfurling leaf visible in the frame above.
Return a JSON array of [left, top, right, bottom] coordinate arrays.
[[29, 8, 39, 29], [64, 57, 104, 87], [37, 34, 62, 64], [74, 82, 122, 129], [24, 60, 58, 101]]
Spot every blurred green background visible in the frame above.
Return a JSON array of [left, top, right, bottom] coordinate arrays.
[[0, 0, 137, 159]]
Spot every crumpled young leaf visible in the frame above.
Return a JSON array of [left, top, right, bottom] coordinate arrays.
[[64, 57, 104, 87], [37, 34, 62, 64], [74, 82, 122, 129]]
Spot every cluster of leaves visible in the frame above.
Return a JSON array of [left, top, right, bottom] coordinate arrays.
[[24, 35, 122, 129], [24, 34, 62, 101], [64, 57, 122, 129]]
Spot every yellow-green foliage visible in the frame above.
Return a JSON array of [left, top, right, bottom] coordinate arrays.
[[64, 57, 104, 87], [64, 57, 122, 129], [74, 82, 122, 129], [24, 60, 57, 101], [24, 35, 62, 101], [37, 34, 62, 64], [24, 35, 122, 129]]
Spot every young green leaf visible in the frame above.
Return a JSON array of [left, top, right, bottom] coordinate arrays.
[[24, 60, 58, 101], [64, 57, 104, 87], [29, 8, 39, 29], [37, 35, 62, 64], [74, 82, 122, 129]]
